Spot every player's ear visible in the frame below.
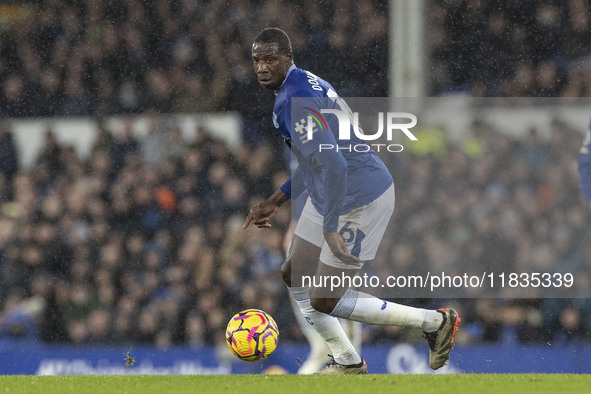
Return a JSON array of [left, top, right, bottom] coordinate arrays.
[[285, 51, 293, 65]]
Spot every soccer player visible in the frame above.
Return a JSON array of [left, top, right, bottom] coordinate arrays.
[[243, 28, 460, 374], [579, 122, 591, 205]]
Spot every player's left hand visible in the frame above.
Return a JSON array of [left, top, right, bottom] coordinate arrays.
[[323, 230, 361, 266], [244, 190, 290, 230], [243, 201, 279, 229]]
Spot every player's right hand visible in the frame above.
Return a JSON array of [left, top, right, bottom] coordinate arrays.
[[323, 230, 361, 266]]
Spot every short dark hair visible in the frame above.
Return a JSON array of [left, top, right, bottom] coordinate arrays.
[[253, 28, 292, 54]]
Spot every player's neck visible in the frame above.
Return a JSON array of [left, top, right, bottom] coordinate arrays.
[[275, 64, 296, 93]]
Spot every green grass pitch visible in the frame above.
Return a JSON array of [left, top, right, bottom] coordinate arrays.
[[0, 374, 588, 394]]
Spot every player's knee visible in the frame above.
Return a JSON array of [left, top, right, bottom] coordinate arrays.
[[310, 295, 336, 315], [281, 259, 291, 287]]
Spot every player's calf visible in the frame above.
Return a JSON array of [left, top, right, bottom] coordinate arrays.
[[309, 295, 339, 315]]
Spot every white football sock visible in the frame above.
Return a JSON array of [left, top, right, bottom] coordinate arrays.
[[339, 318, 363, 352], [421, 309, 445, 332], [289, 298, 330, 374], [330, 290, 443, 331], [289, 286, 362, 366]]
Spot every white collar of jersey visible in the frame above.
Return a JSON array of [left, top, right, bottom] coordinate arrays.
[[275, 64, 296, 95]]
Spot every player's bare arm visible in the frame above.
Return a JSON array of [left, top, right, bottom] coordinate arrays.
[[243, 189, 290, 229]]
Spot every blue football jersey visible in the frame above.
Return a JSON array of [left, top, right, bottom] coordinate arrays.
[[274, 65, 393, 231], [578, 121, 591, 204]]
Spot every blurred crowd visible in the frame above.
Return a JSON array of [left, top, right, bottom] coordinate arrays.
[[367, 119, 591, 346], [429, 0, 591, 96], [0, 119, 292, 347], [0, 0, 388, 128], [0, 0, 589, 120], [0, 0, 589, 351], [0, 115, 589, 348]]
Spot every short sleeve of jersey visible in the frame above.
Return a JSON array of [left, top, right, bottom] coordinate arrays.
[[287, 91, 338, 158]]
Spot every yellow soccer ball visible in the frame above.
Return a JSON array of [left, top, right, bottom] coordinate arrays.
[[225, 309, 279, 362]]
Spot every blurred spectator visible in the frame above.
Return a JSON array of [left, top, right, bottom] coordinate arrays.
[[0, 292, 43, 343], [109, 120, 139, 171], [554, 306, 585, 344], [0, 123, 18, 201], [36, 130, 63, 182]]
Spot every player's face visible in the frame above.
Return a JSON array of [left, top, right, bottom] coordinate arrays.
[[251, 43, 293, 90]]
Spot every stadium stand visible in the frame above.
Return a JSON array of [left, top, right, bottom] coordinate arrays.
[[428, 0, 591, 96], [0, 0, 589, 352], [0, 116, 589, 347]]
